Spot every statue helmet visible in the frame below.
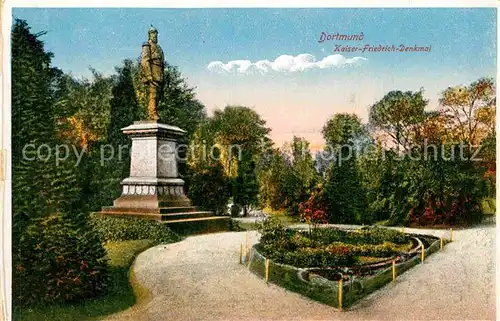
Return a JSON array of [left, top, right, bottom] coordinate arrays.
[[148, 25, 158, 35]]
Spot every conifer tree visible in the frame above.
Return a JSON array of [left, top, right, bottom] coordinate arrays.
[[12, 19, 108, 307]]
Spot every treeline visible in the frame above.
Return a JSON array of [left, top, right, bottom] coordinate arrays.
[[188, 83, 495, 227]]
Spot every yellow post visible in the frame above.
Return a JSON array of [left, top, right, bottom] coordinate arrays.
[[440, 238, 443, 250], [239, 242, 243, 264], [450, 228, 453, 242], [247, 247, 252, 268], [265, 259, 270, 284], [421, 244, 425, 263], [392, 259, 396, 282], [338, 278, 343, 311], [246, 231, 249, 255]]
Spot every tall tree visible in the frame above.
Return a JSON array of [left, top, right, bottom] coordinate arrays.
[[439, 77, 495, 145], [188, 105, 270, 214], [80, 60, 140, 212], [57, 70, 114, 149], [11, 19, 107, 306], [321, 114, 368, 223], [369, 90, 428, 151], [232, 150, 259, 216], [322, 113, 366, 147], [108, 59, 140, 148]]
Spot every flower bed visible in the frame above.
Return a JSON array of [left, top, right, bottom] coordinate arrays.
[[251, 218, 443, 308]]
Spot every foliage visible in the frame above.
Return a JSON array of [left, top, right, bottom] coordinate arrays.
[[255, 216, 292, 251], [13, 214, 109, 307], [311, 226, 408, 245], [258, 137, 318, 213], [324, 149, 369, 224], [257, 149, 296, 210], [108, 59, 140, 150], [255, 220, 410, 268], [322, 113, 366, 146], [261, 246, 356, 268], [358, 147, 399, 222], [12, 19, 109, 307], [89, 214, 179, 243], [376, 146, 489, 226], [232, 150, 260, 216], [15, 240, 157, 321], [57, 70, 114, 148], [298, 185, 327, 228], [288, 137, 319, 214], [439, 77, 495, 144], [190, 105, 271, 177], [187, 161, 231, 215], [369, 90, 428, 151]]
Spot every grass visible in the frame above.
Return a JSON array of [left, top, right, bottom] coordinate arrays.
[[15, 239, 157, 321], [263, 207, 300, 226], [234, 207, 300, 231]]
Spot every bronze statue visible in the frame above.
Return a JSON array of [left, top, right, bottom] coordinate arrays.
[[141, 26, 165, 121]]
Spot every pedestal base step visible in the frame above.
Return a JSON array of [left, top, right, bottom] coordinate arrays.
[[102, 206, 201, 214], [99, 209, 213, 221]]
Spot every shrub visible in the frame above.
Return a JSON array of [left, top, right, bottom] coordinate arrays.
[[299, 185, 328, 229], [353, 226, 407, 245], [309, 228, 348, 244], [13, 214, 109, 307], [259, 245, 356, 268], [186, 162, 230, 215], [89, 214, 179, 243], [290, 233, 314, 248], [347, 242, 401, 257], [255, 216, 293, 251]]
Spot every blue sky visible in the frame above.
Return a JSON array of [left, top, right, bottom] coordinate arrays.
[[12, 8, 497, 149]]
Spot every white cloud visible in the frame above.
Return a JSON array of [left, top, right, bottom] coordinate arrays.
[[207, 53, 367, 74]]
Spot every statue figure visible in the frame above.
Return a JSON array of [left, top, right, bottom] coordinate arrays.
[[141, 26, 165, 121]]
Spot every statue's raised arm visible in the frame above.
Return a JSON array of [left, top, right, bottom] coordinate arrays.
[[140, 26, 165, 121]]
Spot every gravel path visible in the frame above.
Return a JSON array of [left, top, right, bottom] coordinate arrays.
[[105, 222, 495, 321]]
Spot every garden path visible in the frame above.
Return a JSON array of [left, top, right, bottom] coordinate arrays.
[[105, 222, 495, 320]]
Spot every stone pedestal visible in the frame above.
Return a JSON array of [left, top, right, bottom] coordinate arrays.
[[108, 121, 191, 211]]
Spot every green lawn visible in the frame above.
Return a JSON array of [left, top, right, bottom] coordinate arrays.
[[262, 208, 300, 225], [15, 239, 156, 321], [235, 208, 300, 231]]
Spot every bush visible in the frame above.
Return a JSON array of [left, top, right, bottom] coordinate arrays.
[[346, 242, 401, 257], [186, 162, 230, 215], [310, 226, 407, 246], [353, 226, 407, 245], [89, 214, 179, 243], [255, 221, 410, 268], [255, 216, 293, 251], [258, 244, 356, 268], [13, 214, 109, 307], [299, 185, 327, 229]]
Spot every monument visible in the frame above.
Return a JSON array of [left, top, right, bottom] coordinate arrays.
[[100, 27, 222, 227], [141, 26, 164, 121]]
